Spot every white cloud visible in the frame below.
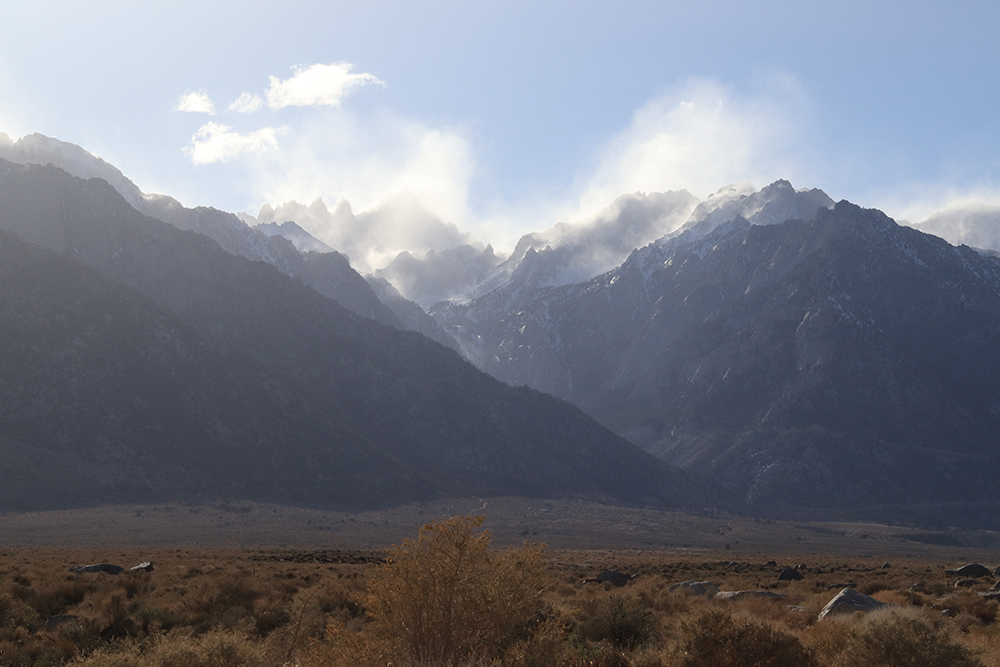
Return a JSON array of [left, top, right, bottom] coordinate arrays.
[[175, 89, 216, 115], [184, 122, 285, 165], [266, 62, 383, 110], [574, 78, 807, 217], [228, 92, 263, 114]]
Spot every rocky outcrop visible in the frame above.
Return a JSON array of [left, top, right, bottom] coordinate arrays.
[[818, 588, 887, 620], [946, 563, 992, 578], [70, 563, 123, 575]]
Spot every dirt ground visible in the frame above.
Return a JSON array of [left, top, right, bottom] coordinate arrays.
[[1, 496, 998, 562]]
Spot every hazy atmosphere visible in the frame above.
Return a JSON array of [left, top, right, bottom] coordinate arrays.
[[3, 1, 998, 253]]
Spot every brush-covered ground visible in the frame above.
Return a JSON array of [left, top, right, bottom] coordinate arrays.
[[2, 507, 1000, 666]]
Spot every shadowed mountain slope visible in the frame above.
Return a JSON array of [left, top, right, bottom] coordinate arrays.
[[0, 228, 430, 508], [0, 159, 704, 509]]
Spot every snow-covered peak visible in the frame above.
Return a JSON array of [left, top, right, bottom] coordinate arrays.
[[674, 179, 834, 241]]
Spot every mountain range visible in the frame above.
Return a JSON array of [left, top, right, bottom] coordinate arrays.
[[0, 156, 704, 510], [3, 132, 1000, 527], [434, 200, 1000, 523]]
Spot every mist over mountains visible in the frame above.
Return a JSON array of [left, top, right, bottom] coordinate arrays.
[[3, 132, 1000, 527], [913, 204, 1000, 255]]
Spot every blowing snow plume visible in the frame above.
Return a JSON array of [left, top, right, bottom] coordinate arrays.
[[248, 191, 478, 274]]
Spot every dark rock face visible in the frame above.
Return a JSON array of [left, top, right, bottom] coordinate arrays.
[[818, 588, 887, 620], [0, 160, 703, 510], [433, 200, 1000, 524], [778, 567, 804, 581]]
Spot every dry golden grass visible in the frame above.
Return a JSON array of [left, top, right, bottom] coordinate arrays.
[[0, 516, 999, 667]]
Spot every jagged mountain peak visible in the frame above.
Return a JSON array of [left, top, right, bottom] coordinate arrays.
[[248, 190, 475, 274], [376, 242, 502, 306], [704, 180, 757, 200], [330, 195, 355, 219], [676, 179, 835, 241]]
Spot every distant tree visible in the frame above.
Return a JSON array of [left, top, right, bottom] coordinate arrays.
[[365, 515, 546, 667]]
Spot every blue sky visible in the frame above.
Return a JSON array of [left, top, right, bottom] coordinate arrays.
[[1, 0, 998, 249]]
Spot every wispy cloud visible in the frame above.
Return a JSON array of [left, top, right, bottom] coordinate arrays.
[[574, 78, 807, 216], [184, 122, 285, 165], [228, 92, 263, 114], [173, 71, 818, 262], [469, 77, 812, 252], [175, 90, 216, 115], [871, 183, 1000, 227], [266, 63, 384, 110]]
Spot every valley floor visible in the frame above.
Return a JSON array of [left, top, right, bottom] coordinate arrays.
[[2, 496, 998, 560]]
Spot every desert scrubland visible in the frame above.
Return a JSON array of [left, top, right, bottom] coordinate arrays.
[[2, 501, 1000, 666]]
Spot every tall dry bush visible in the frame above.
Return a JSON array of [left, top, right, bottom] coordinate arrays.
[[826, 609, 984, 667], [363, 515, 546, 667], [576, 595, 655, 650], [675, 610, 814, 667]]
